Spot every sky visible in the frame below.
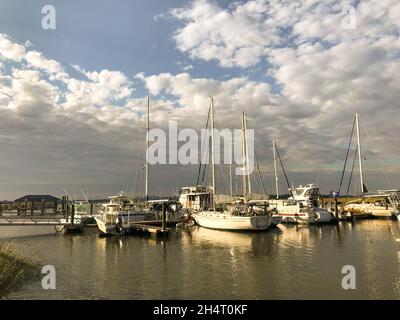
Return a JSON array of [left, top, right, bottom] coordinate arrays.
[[0, 0, 399, 200]]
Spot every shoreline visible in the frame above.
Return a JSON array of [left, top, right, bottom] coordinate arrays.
[[0, 242, 39, 298]]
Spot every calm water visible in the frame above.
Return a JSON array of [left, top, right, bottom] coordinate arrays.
[[2, 220, 400, 299]]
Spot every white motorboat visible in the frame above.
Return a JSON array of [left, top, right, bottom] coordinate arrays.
[[94, 192, 152, 235], [270, 184, 335, 224]]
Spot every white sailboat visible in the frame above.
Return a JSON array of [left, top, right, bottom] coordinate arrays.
[[192, 98, 275, 231], [94, 97, 155, 235], [343, 114, 400, 219]]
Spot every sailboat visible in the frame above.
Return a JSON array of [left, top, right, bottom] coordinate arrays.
[[342, 114, 400, 219], [192, 97, 276, 231], [269, 141, 335, 224], [95, 97, 157, 235]]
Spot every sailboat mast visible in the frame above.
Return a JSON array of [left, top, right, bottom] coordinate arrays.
[[273, 140, 279, 199], [229, 144, 233, 196], [210, 96, 216, 205], [241, 112, 248, 205], [145, 96, 150, 200], [244, 113, 251, 194], [355, 113, 364, 194]]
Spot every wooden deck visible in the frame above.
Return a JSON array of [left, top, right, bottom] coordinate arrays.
[[125, 223, 170, 237]]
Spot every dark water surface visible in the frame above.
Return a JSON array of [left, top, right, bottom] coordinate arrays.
[[3, 220, 400, 299]]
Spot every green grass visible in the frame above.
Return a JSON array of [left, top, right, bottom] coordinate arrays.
[[0, 242, 39, 298]]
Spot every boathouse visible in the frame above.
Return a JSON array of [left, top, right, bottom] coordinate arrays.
[[14, 195, 60, 215]]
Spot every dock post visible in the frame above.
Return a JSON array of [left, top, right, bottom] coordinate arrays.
[[66, 203, 69, 223], [62, 196, 65, 214], [71, 204, 75, 227], [334, 198, 339, 218], [54, 200, 58, 214], [162, 203, 166, 232], [30, 201, 34, 215], [41, 199, 45, 215], [90, 203, 93, 215]]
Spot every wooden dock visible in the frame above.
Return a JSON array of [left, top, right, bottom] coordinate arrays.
[[125, 223, 170, 237]]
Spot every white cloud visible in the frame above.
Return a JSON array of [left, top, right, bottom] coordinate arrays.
[[25, 50, 68, 81], [170, 0, 400, 68], [64, 69, 133, 108], [0, 33, 26, 62]]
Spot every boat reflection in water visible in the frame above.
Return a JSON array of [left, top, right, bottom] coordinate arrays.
[[6, 220, 400, 300], [180, 225, 283, 256]]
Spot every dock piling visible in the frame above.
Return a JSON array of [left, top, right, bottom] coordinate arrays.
[[334, 198, 339, 218], [162, 203, 166, 232], [71, 204, 75, 227]]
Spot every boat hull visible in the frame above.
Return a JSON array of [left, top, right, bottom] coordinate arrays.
[[192, 212, 274, 231], [344, 203, 397, 218], [273, 208, 334, 224], [94, 213, 147, 235]]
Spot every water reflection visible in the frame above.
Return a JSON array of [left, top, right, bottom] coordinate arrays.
[[5, 220, 400, 299]]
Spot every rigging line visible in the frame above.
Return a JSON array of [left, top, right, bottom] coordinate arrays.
[[196, 103, 211, 185], [201, 136, 210, 185], [275, 143, 294, 198], [254, 150, 267, 196], [338, 116, 356, 195], [265, 145, 273, 195], [345, 145, 358, 203]]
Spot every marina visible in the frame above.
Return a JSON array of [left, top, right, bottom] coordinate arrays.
[[0, 0, 399, 303]]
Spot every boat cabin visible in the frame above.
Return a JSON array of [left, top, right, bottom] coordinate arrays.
[[179, 185, 212, 211]]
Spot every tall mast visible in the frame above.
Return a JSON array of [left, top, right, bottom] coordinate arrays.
[[145, 96, 150, 200], [244, 113, 251, 194], [273, 140, 279, 199], [210, 96, 216, 206], [355, 113, 364, 194], [229, 144, 233, 196], [241, 112, 248, 205]]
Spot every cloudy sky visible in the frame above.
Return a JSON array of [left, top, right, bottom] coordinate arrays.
[[0, 0, 399, 200]]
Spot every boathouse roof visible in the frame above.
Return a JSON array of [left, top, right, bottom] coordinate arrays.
[[14, 195, 60, 202]]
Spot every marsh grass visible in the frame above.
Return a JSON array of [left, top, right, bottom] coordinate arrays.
[[0, 242, 39, 297]]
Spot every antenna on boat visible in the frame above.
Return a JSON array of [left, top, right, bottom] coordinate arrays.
[[272, 140, 279, 199], [63, 187, 74, 205], [81, 188, 89, 202]]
